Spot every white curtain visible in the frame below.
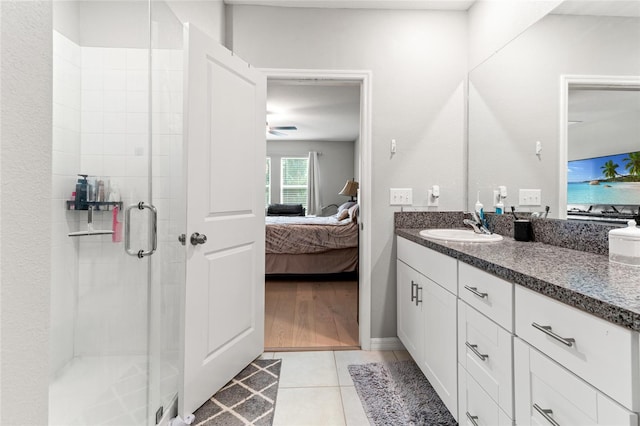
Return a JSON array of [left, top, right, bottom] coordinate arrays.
[[307, 151, 322, 215]]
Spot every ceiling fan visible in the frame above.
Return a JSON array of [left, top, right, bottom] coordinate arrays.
[[266, 123, 297, 136]]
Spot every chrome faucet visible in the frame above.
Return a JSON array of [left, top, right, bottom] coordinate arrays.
[[463, 212, 492, 234]]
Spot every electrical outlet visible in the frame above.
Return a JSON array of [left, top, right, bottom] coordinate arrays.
[[519, 189, 541, 206], [390, 188, 413, 205]]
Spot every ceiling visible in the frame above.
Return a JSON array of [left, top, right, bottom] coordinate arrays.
[[552, 1, 640, 18], [267, 82, 361, 141], [225, 0, 476, 10]]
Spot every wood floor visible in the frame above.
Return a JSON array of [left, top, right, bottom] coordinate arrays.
[[265, 280, 359, 351]]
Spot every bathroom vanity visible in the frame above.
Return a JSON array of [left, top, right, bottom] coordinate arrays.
[[396, 217, 640, 426]]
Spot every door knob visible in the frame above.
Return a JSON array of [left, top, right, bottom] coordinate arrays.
[[190, 232, 207, 246]]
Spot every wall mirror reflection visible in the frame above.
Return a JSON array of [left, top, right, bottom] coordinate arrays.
[[468, 0, 640, 222], [562, 80, 640, 222]]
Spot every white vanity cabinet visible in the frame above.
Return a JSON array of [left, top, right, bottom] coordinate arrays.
[[396, 259, 424, 362], [514, 285, 639, 425], [397, 237, 458, 420], [514, 337, 638, 426], [396, 234, 640, 426], [457, 264, 514, 426]]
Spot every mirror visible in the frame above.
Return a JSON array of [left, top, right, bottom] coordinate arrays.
[[468, 1, 640, 220]]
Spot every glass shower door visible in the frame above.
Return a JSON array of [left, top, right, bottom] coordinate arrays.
[[147, 1, 186, 422], [49, 1, 160, 424]]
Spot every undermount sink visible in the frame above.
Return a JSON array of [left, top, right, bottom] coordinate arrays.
[[419, 228, 503, 243]]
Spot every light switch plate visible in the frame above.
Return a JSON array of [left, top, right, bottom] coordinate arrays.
[[519, 189, 541, 206], [390, 188, 413, 205]]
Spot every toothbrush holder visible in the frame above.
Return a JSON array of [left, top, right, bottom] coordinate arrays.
[[514, 220, 532, 242]]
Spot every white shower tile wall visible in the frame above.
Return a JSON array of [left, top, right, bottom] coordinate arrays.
[[74, 43, 152, 357], [51, 34, 185, 366]]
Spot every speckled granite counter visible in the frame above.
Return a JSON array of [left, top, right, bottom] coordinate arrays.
[[396, 227, 640, 332]]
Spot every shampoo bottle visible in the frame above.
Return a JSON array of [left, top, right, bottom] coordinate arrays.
[[75, 174, 89, 210], [496, 200, 504, 215]]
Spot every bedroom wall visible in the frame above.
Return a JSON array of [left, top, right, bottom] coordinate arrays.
[[228, 5, 468, 339], [267, 140, 355, 213]]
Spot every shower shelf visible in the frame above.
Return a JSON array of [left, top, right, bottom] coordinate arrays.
[[66, 201, 123, 211]]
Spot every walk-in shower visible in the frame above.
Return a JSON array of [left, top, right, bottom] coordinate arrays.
[[49, 2, 185, 424]]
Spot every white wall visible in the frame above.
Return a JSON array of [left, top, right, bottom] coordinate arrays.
[[167, 0, 226, 43], [229, 5, 468, 338], [267, 140, 355, 212], [0, 2, 52, 424], [468, 0, 562, 70]]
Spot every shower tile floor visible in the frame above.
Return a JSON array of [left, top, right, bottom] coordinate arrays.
[[49, 356, 179, 426]]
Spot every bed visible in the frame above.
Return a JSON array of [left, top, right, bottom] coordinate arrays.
[[265, 204, 359, 275]]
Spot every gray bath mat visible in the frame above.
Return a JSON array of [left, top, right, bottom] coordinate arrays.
[[193, 359, 282, 426], [348, 360, 456, 426]]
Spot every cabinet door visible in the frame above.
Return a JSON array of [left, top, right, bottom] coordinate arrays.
[[515, 286, 638, 411], [459, 365, 512, 426], [397, 260, 423, 362], [514, 338, 638, 426], [422, 276, 458, 421], [458, 300, 513, 418]]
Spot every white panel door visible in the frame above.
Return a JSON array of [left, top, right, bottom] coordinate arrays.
[[180, 23, 266, 417]]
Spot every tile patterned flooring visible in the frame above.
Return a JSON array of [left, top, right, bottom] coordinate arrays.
[[261, 349, 411, 426]]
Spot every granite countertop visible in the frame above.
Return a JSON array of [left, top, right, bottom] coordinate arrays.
[[396, 228, 640, 332]]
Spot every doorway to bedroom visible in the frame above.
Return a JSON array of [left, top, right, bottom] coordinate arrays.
[[263, 77, 363, 351]]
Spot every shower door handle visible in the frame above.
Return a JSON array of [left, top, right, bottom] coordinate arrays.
[[125, 202, 158, 259]]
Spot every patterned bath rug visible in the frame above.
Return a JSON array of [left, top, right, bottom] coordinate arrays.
[[193, 358, 282, 426], [348, 360, 457, 426]]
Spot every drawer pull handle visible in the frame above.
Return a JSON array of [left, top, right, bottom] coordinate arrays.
[[415, 285, 423, 306], [532, 322, 575, 347], [465, 342, 489, 361], [466, 412, 480, 426], [533, 403, 560, 426], [410, 281, 417, 302], [464, 285, 488, 298]]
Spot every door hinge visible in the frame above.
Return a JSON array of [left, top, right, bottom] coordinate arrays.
[[155, 406, 164, 424]]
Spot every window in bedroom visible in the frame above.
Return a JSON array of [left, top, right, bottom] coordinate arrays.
[[281, 157, 308, 209], [265, 157, 271, 208]]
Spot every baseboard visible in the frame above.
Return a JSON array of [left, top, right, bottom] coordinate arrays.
[[369, 337, 405, 351]]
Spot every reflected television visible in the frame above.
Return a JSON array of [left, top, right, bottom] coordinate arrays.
[[567, 151, 640, 221]]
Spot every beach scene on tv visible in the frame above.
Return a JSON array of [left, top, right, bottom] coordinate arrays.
[[568, 152, 640, 206]]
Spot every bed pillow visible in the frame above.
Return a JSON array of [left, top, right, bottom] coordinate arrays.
[[348, 204, 359, 222], [337, 209, 350, 220], [338, 201, 356, 213]]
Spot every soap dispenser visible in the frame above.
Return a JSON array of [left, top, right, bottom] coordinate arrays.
[[75, 174, 89, 210]]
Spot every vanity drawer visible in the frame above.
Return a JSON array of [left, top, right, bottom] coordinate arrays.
[[397, 237, 457, 294], [514, 338, 638, 426], [515, 286, 639, 411], [458, 365, 512, 426], [458, 262, 513, 331], [458, 300, 513, 417]]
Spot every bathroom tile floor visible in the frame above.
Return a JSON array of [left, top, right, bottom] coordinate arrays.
[[261, 349, 410, 426]]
